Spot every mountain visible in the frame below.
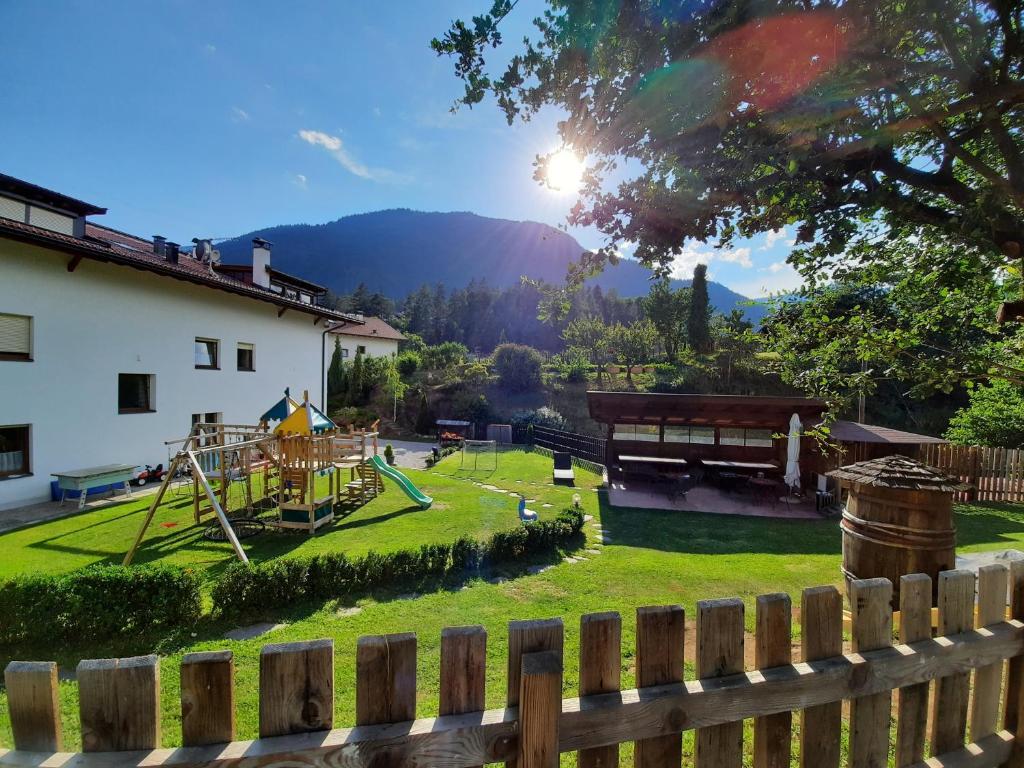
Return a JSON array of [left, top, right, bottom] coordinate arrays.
[[214, 209, 766, 322]]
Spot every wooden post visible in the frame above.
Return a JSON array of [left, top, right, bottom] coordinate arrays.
[[972, 564, 1008, 741], [578, 612, 621, 768], [123, 450, 186, 565], [77, 655, 160, 752], [635, 605, 685, 768], [695, 598, 744, 768], [848, 578, 893, 768], [930, 570, 975, 755], [518, 651, 562, 768], [4, 661, 61, 752], [180, 650, 235, 746], [506, 618, 563, 768], [753, 594, 791, 768], [799, 586, 842, 768], [440, 626, 487, 716], [1006, 561, 1024, 734], [895, 574, 931, 767], [356, 633, 417, 726], [259, 640, 333, 738], [187, 451, 249, 564]]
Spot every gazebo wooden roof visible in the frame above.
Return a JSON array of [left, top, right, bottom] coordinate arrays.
[[586, 391, 827, 427], [828, 455, 971, 492]]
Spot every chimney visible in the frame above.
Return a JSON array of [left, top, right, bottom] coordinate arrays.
[[166, 241, 180, 264], [152, 235, 166, 258], [252, 238, 272, 289]]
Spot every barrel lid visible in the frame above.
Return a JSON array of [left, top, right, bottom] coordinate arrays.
[[828, 455, 972, 492]]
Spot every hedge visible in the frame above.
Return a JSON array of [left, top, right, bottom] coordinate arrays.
[[212, 507, 585, 619], [0, 564, 202, 646]]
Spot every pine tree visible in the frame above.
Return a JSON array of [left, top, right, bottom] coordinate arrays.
[[327, 338, 346, 400], [687, 264, 713, 354], [346, 351, 365, 405]]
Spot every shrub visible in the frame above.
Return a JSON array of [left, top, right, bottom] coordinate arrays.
[[0, 564, 202, 646], [384, 443, 396, 464], [552, 348, 592, 383], [492, 343, 544, 392], [421, 342, 469, 370], [510, 406, 568, 431], [396, 350, 420, 378], [212, 508, 585, 620]]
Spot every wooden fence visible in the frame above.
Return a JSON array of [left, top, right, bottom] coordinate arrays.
[[917, 443, 1024, 503], [4, 566, 1024, 767]]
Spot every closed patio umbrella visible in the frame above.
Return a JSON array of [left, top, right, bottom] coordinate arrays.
[[784, 413, 802, 490]]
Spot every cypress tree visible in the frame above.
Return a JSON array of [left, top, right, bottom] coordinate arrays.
[[327, 338, 345, 400], [687, 263, 713, 353]]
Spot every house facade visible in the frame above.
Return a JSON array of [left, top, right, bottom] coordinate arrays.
[[330, 315, 404, 359], [0, 173, 361, 511]]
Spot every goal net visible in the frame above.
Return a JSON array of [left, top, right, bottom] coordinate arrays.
[[461, 439, 498, 471]]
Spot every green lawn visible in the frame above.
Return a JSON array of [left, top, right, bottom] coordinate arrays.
[[3, 448, 1024, 760]]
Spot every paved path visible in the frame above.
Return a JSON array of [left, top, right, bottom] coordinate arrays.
[[383, 439, 437, 469]]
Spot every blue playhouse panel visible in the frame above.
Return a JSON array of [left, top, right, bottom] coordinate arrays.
[[50, 480, 116, 501]]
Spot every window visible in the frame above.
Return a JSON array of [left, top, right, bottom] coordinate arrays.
[[613, 423, 659, 441], [341, 347, 350, 358], [664, 426, 690, 443], [720, 427, 774, 447], [195, 337, 219, 369], [356, 345, 367, 354], [237, 342, 255, 372], [689, 426, 715, 444], [0, 425, 30, 478], [746, 429, 775, 447], [720, 427, 745, 446], [0, 313, 32, 361], [118, 374, 154, 413]]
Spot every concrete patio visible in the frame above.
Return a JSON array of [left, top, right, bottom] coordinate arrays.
[[607, 479, 823, 519]]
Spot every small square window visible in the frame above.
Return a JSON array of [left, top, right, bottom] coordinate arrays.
[[237, 342, 254, 372], [633, 424, 660, 442], [664, 426, 690, 443], [357, 345, 367, 354], [0, 425, 30, 478], [690, 426, 715, 445], [745, 429, 774, 448], [341, 347, 350, 358], [720, 427, 745, 446], [119, 374, 155, 413], [0, 313, 32, 361], [195, 337, 219, 369]]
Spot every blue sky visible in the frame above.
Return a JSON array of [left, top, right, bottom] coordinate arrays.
[[0, 1, 801, 297]]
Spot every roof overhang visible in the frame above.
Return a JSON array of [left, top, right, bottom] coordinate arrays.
[[586, 391, 827, 427], [0, 173, 106, 216]]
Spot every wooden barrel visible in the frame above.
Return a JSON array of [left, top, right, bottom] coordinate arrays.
[[841, 481, 956, 607]]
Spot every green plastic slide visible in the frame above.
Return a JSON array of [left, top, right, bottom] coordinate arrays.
[[370, 455, 433, 509]]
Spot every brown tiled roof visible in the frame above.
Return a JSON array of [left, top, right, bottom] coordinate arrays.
[[0, 173, 106, 216], [828, 455, 970, 492], [828, 420, 947, 445], [1, 217, 356, 323], [331, 316, 405, 341]]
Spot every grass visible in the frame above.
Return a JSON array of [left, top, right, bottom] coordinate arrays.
[[2, 447, 1024, 760]]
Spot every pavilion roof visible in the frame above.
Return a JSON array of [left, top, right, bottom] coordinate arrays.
[[586, 391, 826, 428], [827, 455, 970, 492]]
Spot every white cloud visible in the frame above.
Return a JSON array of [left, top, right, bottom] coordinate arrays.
[[293, 174, 308, 189], [669, 242, 752, 277], [231, 107, 250, 122], [718, 246, 752, 268], [766, 260, 788, 273], [298, 129, 411, 183], [373, 106, 382, 117], [204, 43, 216, 53], [761, 227, 796, 251], [734, 262, 804, 297]]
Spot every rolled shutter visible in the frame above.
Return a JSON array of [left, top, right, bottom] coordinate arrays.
[[0, 314, 31, 356]]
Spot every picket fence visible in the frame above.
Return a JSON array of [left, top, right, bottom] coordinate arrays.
[[4, 566, 1024, 768], [917, 443, 1024, 503]]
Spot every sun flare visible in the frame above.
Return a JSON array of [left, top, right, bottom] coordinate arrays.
[[544, 149, 584, 193]]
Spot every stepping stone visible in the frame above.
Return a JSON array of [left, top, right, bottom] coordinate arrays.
[[541, 503, 553, 508], [563, 556, 581, 564], [585, 549, 602, 555], [583, 514, 594, 522], [527, 564, 553, 575], [589, 522, 601, 528], [396, 593, 420, 601], [601, 536, 613, 544], [487, 576, 508, 584], [224, 622, 286, 641], [526, 499, 537, 503], [336, 606, 362, 618]]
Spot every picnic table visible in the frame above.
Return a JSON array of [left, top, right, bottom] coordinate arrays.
[[618, 454, 688, 482], [701, 460, 778, 471], [52, 464, 135, 510], [618, 455, 689, 466]]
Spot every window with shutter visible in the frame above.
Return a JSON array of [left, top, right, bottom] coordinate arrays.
[[0, 314, 32, 361]]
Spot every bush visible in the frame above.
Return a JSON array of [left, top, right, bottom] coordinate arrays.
[[492, 343, 544, 392], [396, 351, 420, 378], [510, 406, 568, 431], [212, 508, 585, 620], [384, 443, 395, 464], [0, 564, 202, 646], [421, 342, 469, 370], [552, 348, 592, 383], [946, 379, 1024, 447]]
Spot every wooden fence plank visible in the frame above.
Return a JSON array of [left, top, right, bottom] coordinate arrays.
[[971, 564, 1008, 741], [518, 651, 563, 768], [3, 662, 61, 752], [578, 612, 621, 768], [695, 598, 744, 768], [799, 585, 843, 768], [895, 574, 932, 767], [507, 619, 564, 768], [1006, 561, 1024, 734], [77, 655, 160, 752], [931, 570, 975, 755], [849, 578, 893, 768], [635, 605, 685, 768], [258, 639, 333, 738], [180, 651, 235, 747], [356, 633, 417, 726], [753, 594, 791, 768], [440, 626, 487, 717]]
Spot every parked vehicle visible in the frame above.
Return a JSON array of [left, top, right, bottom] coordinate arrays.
[[132, 463, 165, 486]]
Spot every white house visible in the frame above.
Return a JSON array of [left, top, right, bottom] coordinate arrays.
[[330, 315, 404, 359], [0, 173, 366, 511]]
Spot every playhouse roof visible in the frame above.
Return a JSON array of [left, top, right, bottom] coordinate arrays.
[[274, 400, 336, 435], [260, 392, 301, 424], [828, 455, 971, 492]]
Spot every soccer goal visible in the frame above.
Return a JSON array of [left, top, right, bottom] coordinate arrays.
[[461, 439, 498, 472]]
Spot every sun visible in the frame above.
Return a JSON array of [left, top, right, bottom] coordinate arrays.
[[544, 148, 584, 193]]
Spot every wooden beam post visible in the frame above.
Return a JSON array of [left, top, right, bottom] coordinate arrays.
[[635, 605, 685, 768], [848, 578, 893, 768], [258, 640, 333, 738], [518, 651, 562, 768], [4, 661, 62, 752], [799, 585, 842, 768], [930, 570, 975, 756], [753, 594, 791, 768], [356, 633, 417, 726], [78, 655, 160, 752], [695, 598, 744, 768], [895, 574, 931, 767], [578, 612, 621, 768], [180, 650, 235, 747]]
